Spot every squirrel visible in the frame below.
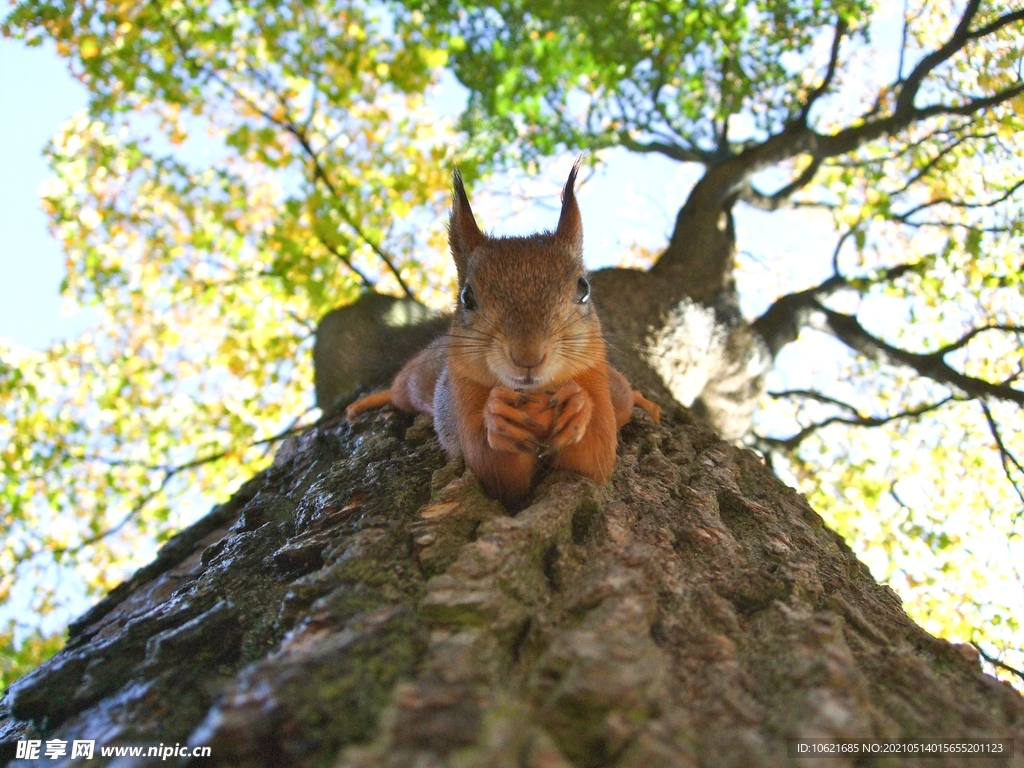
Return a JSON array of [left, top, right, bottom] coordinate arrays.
[[346, 160, 660, 506]]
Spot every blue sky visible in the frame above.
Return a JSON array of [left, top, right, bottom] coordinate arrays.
[[0, 36, 93, 349]]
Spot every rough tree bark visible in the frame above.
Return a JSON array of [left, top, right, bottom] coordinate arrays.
[[1, 355, 1022, 766]]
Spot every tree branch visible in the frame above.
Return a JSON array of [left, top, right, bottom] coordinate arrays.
[[893, 178, 1024, 222], [894, 0, 983, 118], [980, 401, 1024, 509], [51, 415, 316, 559], [767, 388, 862, 416], [753, 283, 1024, 407], [972, 642, 1024, 683], [799, 18, 848, 123], [758, 395, 958, 452], [896, 219, 1012, 234], [619, 134, 711, 164], [739, 155, 824, 210], [887, 130, 996, 197], [750, 249, 856, 355], [966, 9, 1024, 44], [825, 122, 978, 170], [313, 230, 377, 290], [928, 325, 1024, 358], [249, 95, 417, 300], [818, 307, 1024, 406], [895, 0, 913, 82]]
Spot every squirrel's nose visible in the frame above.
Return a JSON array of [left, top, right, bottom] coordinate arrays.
[[510, 351, 546, 370]]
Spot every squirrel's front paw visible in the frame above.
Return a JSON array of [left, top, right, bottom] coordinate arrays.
[[484, 387, 552, 454], [545, 381, 593, 451]]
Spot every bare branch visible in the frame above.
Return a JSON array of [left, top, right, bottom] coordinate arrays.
[[750, 238, 861, 355], [804, 79, 1024, 169], [897, 219, 1012, 234], [887, 131, 997, 197], [800, 18, 848, 123], [619, 134, 711, 164], [313, 230, 377, 290], [717, 54, 732, 155], [676, 5, 1024, 213], [753, 281, 1024, 408], [908, 83, 1024, 123], [893, 178, 1024, 221], [287, 310, 318, 336], [651, 97, 690, 147], [967, 9, 1024, 42], [928, 325, 1024, 358], [759, 395, 958, 452], [972, 643, 1024, 683], [896, 0, 911, 81], [52, 415, 315, 559], [826, 122, 982, 170], [889, 480, 912, 511], [980, 402, 1024, 509], [829, 225, 860, 274], [740, 156, 823, 210], [817, 307, 1024, 406], [650, 3, 1024, 287], [61, 462, 190, 554], [261, 115, 417, 299], [894, 0, 983, 118], [767, 388, 862, 416]]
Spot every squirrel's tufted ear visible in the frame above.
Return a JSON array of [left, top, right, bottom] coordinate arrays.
[[448, 168, 485, 282], [554, 156, 583, 259]]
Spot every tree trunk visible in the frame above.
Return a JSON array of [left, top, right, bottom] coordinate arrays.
[[1, 392, 1021, 766]]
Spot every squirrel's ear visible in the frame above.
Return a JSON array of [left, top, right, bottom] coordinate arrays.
[[449, 168, 484, 280], [554, 156, 583, 258]]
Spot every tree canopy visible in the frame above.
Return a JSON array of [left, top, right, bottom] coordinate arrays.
[[1, 0, 1022, 689]]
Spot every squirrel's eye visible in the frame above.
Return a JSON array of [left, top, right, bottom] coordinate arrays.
[[576, 277, 591, 304], [460, 283, 478, 311]]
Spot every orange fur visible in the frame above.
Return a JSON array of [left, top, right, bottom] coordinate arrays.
[[451, 372, 538, 504]]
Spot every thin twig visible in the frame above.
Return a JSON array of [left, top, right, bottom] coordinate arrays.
[[768, 388, 862, 416], [972, 643, 1024, 683], [980, 401, 1024, 510], [761, 395, 957, 451], [893, 178, 1024, 222], [313, 230, 376, 290], [929, 325, 1024, 359]]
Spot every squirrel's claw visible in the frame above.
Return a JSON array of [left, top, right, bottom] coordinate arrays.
[[632, 391, 661, 423], [546, 381, 592, 450], [485, 387, 554, 454], [346, 390, 394, 422]]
